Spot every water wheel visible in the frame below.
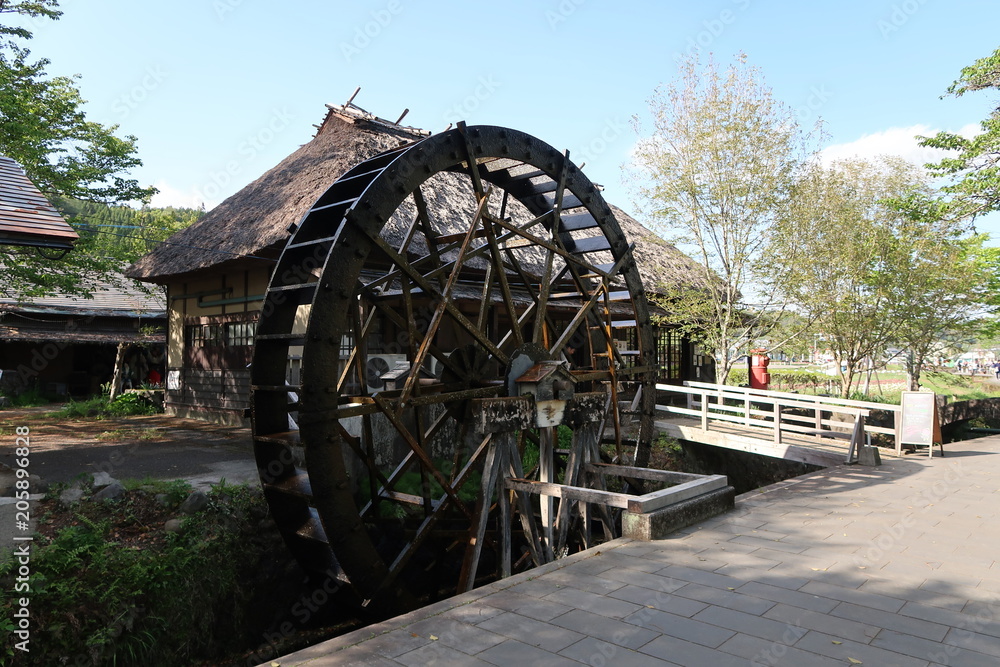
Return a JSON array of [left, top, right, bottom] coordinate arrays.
[[251, 123, 655, 614]]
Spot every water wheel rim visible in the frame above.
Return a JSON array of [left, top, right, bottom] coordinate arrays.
[[251, 124, 655, 611]]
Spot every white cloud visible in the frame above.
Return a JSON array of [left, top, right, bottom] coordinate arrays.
[[149, 180, 216, 210], [819, 123, 980, 168]]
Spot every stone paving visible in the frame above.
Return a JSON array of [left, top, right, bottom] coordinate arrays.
[[269, 437, 1000, 666]]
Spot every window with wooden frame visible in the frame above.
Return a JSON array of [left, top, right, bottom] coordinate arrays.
[[183, 313, 259, 369]]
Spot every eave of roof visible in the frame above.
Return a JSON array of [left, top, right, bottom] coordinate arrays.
[[0, 156, 79, 250]]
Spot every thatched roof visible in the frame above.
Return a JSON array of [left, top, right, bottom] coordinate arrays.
[[127, 106, 427, 282], [609, 205, 712, 292], [128, 107, 708, 293]]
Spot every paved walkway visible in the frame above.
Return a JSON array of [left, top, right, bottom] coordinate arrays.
[[269, 437, 1000, 666]]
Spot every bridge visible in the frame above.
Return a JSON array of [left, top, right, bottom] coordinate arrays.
[[653, 382, 912, 467]]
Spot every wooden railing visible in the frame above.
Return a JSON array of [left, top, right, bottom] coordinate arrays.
[[655, 381, 905, 460]]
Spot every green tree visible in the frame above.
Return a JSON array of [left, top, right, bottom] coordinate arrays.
[[918, 46, 1000, 221], [0, 0, 159, 300], [774, 156, 981, 397], [628, 52, 814, 383]]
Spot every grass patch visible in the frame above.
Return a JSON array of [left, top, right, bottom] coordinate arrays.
[[3, 386, 49, 408], [47, 392, 161, 420], [95, 427, 165, 442]]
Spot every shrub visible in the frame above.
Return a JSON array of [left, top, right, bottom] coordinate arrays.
[[47, 392, 160, 420], [106, 392, 158, 417], [0, 484, 270, 666], [6, 386, 49, 408], [726, 368, 748, 386], [48, 395, 108, 418]]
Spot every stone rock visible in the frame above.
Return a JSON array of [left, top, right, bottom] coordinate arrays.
[[28, 474, 47, 494], [164, 518, 183, 533], [0, 396, 9, 408], [858, 445, 882, 466], [0, 470, 14, 497], [154, 493, 172, 507], [59, 487, 85, 504], [179, 490, 209, 514], [91, 471, 115, 489], [93, 481, 125, 502]]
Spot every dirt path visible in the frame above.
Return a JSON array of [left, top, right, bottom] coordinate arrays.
[[0, 407, 258, 489]]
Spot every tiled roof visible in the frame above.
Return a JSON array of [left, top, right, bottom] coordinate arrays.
[[0, 277, 165, 317], [0, 156, 79, 250]]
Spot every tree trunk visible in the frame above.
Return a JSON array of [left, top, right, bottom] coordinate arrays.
[[109, 342, 127, 400], [905, 350, 923, 391], [715, 350, 733, 385], [837, 356, 855, 399]]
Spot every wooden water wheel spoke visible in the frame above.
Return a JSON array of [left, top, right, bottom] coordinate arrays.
[[396, 188, 493, 407], [416, 191, 449, 291], [485, 213, 607, 278], [358, 402, 458, 519], [481, 214, 523, 347], [252, 125, 656, 613], [548, 250, 632, 357], [361, 285, 462, 380], [374, 430, 495, 598], [362, 229, 508, 364], [339, 305, 377, 393], [371, 394, 475, 521]]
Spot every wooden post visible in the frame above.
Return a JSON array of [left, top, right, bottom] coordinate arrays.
[[539, 426, 555, 562], [109, 342, 128, 401], [773, 401, 782, 444], [458, 434, 503, 592], [701, 391, 709, 431]]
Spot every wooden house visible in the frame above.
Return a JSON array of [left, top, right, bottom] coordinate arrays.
[[0, 277, 165, 397], [127, 104, 713, 424]]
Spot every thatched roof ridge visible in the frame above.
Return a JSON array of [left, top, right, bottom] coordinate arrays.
[[127, 108, 426, 282]]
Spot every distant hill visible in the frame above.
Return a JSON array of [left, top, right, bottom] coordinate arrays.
[[53, 197, 204, 264]]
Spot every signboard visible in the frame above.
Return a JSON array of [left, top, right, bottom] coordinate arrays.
[[900, 391, 937, 446]]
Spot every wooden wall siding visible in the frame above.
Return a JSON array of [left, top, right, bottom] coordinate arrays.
[[168, 368, 251, 411]]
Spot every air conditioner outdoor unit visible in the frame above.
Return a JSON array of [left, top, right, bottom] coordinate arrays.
[[428, 351, 453, 380], [365, 354, 410, 393]]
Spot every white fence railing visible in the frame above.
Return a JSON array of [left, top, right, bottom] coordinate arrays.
[[655, 381, 905, 460]]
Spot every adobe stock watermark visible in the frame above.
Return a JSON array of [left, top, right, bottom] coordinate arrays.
[[112, 65, 168, 120], [340, 1, 404, 63], [795, 84, 833, 124], [574, 117, 628, 169], [877, 0, 930, 39], [213, 0, 246, 21], [584, 576, 680, 666], [852, 460, 965, 569], [751, 621, 806, 666], [928, 593, 1000, 665], [10, 426, 32, 654], [545, 0, 587, 30], [442, 76, 502, 126], [675, 0, 753, 60], [193, 107, 294, 204], [243, 568, 346, 666]]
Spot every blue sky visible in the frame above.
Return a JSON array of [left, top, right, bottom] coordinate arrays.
[[14, 0, 1000, 238]]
